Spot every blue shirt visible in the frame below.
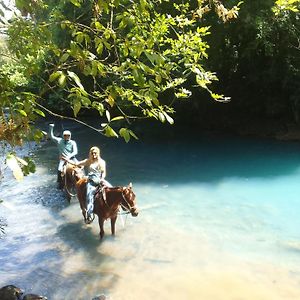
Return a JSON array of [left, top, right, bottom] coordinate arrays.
[[48, 127, 78, 159]]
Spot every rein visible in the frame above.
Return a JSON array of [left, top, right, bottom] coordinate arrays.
[[120, 189, 135, 214], [64, 168, 77, 197], [100, 187, 134, 215]]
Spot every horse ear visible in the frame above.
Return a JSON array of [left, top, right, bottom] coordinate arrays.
[[128, 182, 132, 189]]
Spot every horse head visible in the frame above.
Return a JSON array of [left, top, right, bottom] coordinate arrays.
[[73, 166, 85, 182], [65, 163, 84, 181], [121, 182, 138, 217]]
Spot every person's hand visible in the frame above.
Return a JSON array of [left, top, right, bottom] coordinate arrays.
[[61, 155, 68, 161], [49, 123, 55, 128]]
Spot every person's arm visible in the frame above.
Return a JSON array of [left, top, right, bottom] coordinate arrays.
[[61, 156, 77, 166], [76, 159, 88, 167], [70, 141, 78, 158], [101, 160, 107, 179], [48, 124, 60, 143], [62, 158, 87, 167]]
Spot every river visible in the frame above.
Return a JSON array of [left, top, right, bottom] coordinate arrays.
[[1, 121, 300, 300]]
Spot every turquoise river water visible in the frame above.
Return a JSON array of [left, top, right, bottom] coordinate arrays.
[[1, 122, 300, 300]]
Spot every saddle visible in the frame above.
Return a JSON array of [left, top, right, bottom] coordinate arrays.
[[84, 184, 106, 224], [95, 184, 107, 203]]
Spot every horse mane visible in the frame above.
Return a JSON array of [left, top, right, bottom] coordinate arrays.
[[104, 186, 123, 190]]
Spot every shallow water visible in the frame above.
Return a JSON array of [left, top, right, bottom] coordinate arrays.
[[1, 123, 300, 299]]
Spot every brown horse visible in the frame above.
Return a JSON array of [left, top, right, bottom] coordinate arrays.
[[76, 179, 138, 239], [62, 163, 84, 201]]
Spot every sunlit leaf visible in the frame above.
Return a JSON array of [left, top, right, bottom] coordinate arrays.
[[34, 108, 45, 117], [119, 127, 130, 142], [106, 110, 111, 122], [96, 42, 103, 55], [106, 94, 115, 107], [67, 71, 85, 91], [60, 53, 69, 63], [80, 96, 91, 106], [6, 154, 23, 181], [49, 71, 62, 82], [73, 98, 81, 116], [58, 72, 67, 87], [163, 112, 174, 124], [104, 125, 118, 138], [17, 109, 27, 117], [129, 130, 138, 140], [69, 0, 82, 7], [111, 116, 124, 122], [15, 156, 28, 166], [158, 111, 165, 122]]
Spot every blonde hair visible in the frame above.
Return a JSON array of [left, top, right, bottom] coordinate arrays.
[[89, 146, 100, 160]]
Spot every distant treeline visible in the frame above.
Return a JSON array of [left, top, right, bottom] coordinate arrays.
[[175, 0, 300, 134]]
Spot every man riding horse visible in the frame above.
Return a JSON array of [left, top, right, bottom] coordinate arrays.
[[48, 123, 78, 189]]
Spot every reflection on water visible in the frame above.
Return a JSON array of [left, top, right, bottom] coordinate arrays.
[[1, 124, 300, 299]]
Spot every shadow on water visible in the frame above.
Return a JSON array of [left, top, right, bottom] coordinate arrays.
[[56, 221, 100, 254], [0, 156, 121, 299], [0, 203, 120, 299]]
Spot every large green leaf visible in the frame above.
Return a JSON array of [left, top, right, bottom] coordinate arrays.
[[67, 71, 85, 91]]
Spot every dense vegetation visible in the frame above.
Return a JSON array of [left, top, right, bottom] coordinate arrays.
[[173, 0, 300, 135], [0, 0, 299, 180]]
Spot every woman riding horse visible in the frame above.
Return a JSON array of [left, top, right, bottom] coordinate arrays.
[[75, 146, 112, 222], [65, 146, 139, 239]]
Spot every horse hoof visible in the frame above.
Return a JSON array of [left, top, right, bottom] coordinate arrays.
[[84, 216, 93, 224]]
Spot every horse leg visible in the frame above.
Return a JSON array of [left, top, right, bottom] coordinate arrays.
[[98, 217, 105, 239], [57, 171, 63, 189], [66, 190, 71, 202], [82, 209, 87, 223], [110, 216, 117, 236]]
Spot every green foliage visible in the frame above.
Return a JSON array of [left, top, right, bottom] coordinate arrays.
[[1, 0, 240, 144], [273, 0, 300, 14], [0, 0, 239, 180], [5, 153, 35, 180], [201, 0, 300, 122], [20, 156, 36, 176]]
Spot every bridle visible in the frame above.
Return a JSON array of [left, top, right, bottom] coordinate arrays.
[[120, 188, 136, 214], [97, 186, 137, 216]]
